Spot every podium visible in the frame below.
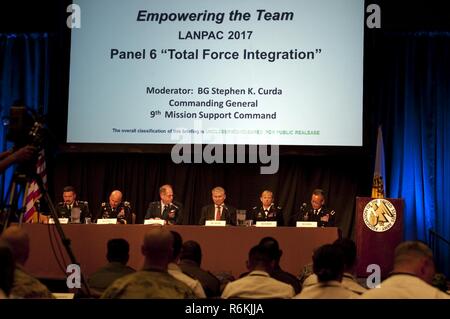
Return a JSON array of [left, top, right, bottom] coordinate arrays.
[[355, 197, 404, 278]]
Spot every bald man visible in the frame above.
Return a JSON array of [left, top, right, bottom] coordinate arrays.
[[1, 226, 54, 298], [99, 190, 133, 224], [361, 241, 450, 299], [101, 226, 196, 299]]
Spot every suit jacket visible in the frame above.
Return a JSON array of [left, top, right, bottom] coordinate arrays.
[[99, 202, 133, 224], [292, 205, 336, 227], [199, 204, 237, 226], [56, 200, 90, 223], [145, 201, 183, 225], [249, 204, 284, 226]]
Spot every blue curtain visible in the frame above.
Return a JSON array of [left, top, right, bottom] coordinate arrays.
[[0, 33, 51, 201], [371, 32, 450, 276]]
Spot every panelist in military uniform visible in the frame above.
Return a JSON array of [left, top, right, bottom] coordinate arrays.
[[249, 190, 284, 226], [56, 186, 90, 223], [292, 188, 336, 227], [199, 186, 236, 226], [145, 184, 183, 225], [99, 190, 133, 224]]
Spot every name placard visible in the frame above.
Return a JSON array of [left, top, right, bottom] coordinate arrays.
[[48, 218, 69, 224], [255, 221, 277, 227], [96, 218, 117, 224], [205, 220, 226, 227], [296, 221, 318, 228], [144, 219, 166, 225]]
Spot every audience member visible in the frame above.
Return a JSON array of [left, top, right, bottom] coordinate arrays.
[[88, 238, 135, 296], [360, 241, 450, 299], [0, 239, 15, 299], [258, 237, 302, 294], [101, 226, 195, 299], [221, 244, 294, 299], [167, 231, 206, 298], [1, 226, 54, 298], [294, 243, 358, 299], [179, 240, 221, 298], [145, 185, 183, 225], [199, 186, 237, 226], [56, 186, 90, 223], [302, 238, 366, 295], [249, 190, 284, 226]]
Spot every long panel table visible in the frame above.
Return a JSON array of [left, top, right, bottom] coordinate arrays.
[[22, 224, 339, 280]]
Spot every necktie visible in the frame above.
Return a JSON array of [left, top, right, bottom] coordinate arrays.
[[163, 205, 169, 218], [314, 209, 318, 215], [264, 209, 269, 217], [215, 206, 221, 220]]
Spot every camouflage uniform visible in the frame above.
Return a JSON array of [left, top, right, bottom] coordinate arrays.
[[88, 262, 136, 293], [101, 269, 196, 299], [10, 267, 54, 299]]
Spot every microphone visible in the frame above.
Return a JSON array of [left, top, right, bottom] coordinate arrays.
[[301, 203, 309, 221], [170, 203, 179, 209]]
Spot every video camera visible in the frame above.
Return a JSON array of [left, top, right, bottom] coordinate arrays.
[[6, 105, 46, 149]]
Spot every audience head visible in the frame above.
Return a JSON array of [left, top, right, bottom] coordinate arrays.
[[313, 243, 345, 282], [141, 226, 173, 270], [258, 236, 282, 264], [159, 185, 174, 205], [106, 238, 130, 264], [247, 244, 274, 273], [0, 239, 15, 297], [393, 241, 435, 284], [109, 190, 123, 208], [63, 186, 77, 205], [211, 187, 226, 206], [1, 225, 30, 266], [180, 240, 202, 266], [260, 190, 274, 208], [333, 237, 357, 272], [169, 230, 183, 262], [311, 189, 325, 210]]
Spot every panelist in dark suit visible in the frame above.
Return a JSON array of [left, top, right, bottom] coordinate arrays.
[[291, 188, 336, 227], [99, 190, 133, 224], [199, 186, 236, 226], [249, 190, 284, 226], [145, 184, 183, 225], [56, 186, 90, 223]]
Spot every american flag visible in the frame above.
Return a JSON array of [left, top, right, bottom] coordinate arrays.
[[23, 149, 47, 223]]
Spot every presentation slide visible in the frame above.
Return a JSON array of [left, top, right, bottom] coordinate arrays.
[[67, 0, 364, 146]]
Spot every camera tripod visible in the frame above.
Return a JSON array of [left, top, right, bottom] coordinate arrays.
[[1, 164, 92, 297]]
